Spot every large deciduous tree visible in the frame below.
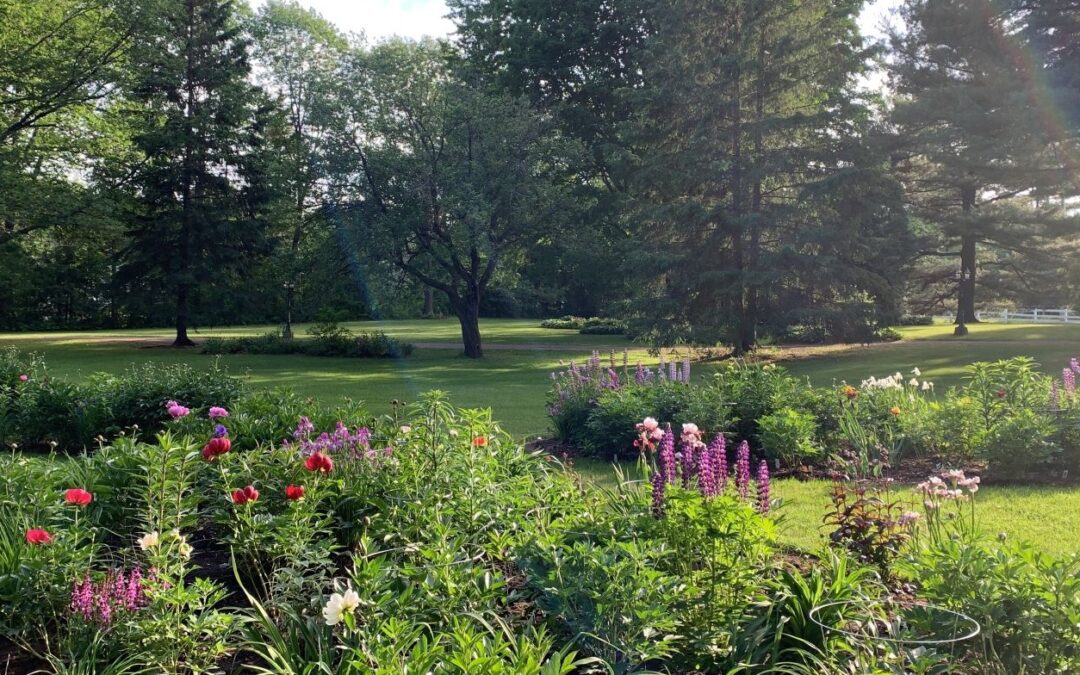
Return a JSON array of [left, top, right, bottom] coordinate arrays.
[[251, 0, 345, 338], [124, 0, 271, 346], [327, 41, 580, 357]]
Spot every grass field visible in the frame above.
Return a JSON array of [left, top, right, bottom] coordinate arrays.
[[2, 319, 1078, 437], [573, 459, 1080, 557]]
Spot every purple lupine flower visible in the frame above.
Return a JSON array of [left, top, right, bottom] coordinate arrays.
[[659, 424, 677, 485], [683, 357, 691, 383], [735, 441, 751, 500], [681, 440, 695, 488], [1051, 380, 1060, 409], [635, 363, 647, 385], [1071, 357, 1079, 375], [698, 438, 717, 498], [1064, 367, 1076, 395], [669, 361, 677, 382], [715, 433, 728, 493], [650, 469, 666, 517], [607, 368, 621, 390], [756, 460, 771, 514]]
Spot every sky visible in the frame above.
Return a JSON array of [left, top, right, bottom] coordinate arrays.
[[247, 0, 903, 43]]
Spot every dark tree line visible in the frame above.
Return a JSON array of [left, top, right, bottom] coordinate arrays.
[[0, 0, 1077, 355]]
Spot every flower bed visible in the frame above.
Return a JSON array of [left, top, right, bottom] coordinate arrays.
[[1, 381, 1078, 672], [549, 352, 1080, 479]]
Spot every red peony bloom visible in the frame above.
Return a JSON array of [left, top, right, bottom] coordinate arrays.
[[202, 436, 231, 461], [64, 488, 93, 507], [25, 528, 52, 545], [472, 436, 488, 447], [304, 451, 333, 473], [231, 485, 259, 505], [285, 484, 305, 501], [996, 389, 1007, 398]]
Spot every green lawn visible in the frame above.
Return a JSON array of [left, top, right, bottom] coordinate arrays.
[[573, 459, 1080, 558], [2, 319, 1078, 437], [773, 322, 1080, 390]]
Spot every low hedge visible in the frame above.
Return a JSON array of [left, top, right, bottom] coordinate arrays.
[[202, 331, 413, 358]]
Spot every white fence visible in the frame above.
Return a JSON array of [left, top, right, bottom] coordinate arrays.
[[975, 308, 1080, 324]]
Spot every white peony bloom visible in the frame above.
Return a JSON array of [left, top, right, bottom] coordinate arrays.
[[921, 380, 932, 391], [323, 588, 361, 626], [322, 594, 344, 626], [138, 531, 160, 550], [911, 367, 921, 377], [909, 378, 920, 387]]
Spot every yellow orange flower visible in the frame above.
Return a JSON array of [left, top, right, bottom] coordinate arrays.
[[890, 406, 901, 417]]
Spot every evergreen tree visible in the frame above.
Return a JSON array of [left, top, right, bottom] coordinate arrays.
[[889, 0, 1078, 326], [622, 0, 895, 351], [124, 0, 270, 345]]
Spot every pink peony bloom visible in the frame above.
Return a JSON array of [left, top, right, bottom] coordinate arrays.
[[208, 406, 229, 419], [165, 400, 190, 418], [641, 417, 659, 432], [18, 374, 28, 382]]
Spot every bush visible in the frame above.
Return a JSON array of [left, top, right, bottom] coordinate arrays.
[[0, 351, 244, 451], [898, 315, 935, 326], [905, 539, 1080, 673], [201, 331, 413, 358], [758, 407, 819, 467], [539, 316, 626, 334]]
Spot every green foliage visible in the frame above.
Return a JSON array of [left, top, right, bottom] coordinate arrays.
[[202, 331, 414, 358], [759, 408, 820, 467], [905, 539, 1080, 673], [0, 347, 243, 451]]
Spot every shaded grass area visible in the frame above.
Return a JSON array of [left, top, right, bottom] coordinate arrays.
[[572, 458, 1080, 558]]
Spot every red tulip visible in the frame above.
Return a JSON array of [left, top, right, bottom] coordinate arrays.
[[285, 484, 305, 501], [472, 436, 488, 447], [64, 488, 93, 507], [304, 451, 333, 473], [25, 528, 52, 545], [202, 436, 231, 461], [231, 485, 259, 505]]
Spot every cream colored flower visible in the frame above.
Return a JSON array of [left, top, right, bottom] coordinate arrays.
[[322, 588, 361, 626], [179, 541, 193, 559], [138, 531, 160, 550]]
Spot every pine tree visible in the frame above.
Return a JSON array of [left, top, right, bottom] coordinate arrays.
[[125, 0, 269, 346], [889, 0, 1077, 326], [623, 0, 891, 352]]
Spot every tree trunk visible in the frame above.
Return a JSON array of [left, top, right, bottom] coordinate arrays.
[[174, 283, 195, 347], [173, 0, 197, 349], [955, 183, 979, 324], [455, 295, 483, 358], [423, 287, 435, 317]]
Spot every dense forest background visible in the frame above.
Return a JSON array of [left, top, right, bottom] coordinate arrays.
[[1, 0, 1077, 354]]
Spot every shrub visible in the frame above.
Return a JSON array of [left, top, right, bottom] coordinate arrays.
[[905, 540, 1080, 673], [200, 331, 414, 358], [0, 352, 244, 451], [578, 323, 626, 335], [539, 315, 584, 329], [758, 407, 819, 467]]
